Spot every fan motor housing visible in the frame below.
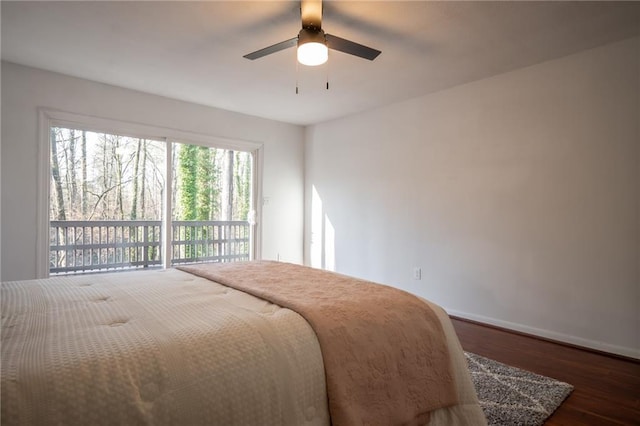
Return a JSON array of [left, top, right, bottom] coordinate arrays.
[[298, 28, 326, 46]]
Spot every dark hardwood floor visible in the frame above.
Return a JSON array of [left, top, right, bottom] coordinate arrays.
[[451, 317, 640, 425]]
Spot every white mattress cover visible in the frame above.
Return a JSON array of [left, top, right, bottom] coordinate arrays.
[[1, 269, 330, 425]]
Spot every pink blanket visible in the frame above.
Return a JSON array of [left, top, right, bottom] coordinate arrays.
[[179, 261, 457, 426]]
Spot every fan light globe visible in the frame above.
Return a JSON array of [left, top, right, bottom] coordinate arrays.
[[297, 42, 328, 66]]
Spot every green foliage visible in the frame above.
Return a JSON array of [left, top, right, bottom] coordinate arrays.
[[179, 144, 198, 221], [196, 146, 212, 221], [234, 151, 251, 221], [49, 129, 252, 225], [175, 145, 253, 260]]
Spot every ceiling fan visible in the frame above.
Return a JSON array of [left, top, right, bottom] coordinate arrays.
[[243, 0, 381, 66]]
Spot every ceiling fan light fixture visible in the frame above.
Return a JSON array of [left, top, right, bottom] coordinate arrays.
[[297, 42, 328, 66], [243, 0, 381, 65], [297, 28, 328, 66]]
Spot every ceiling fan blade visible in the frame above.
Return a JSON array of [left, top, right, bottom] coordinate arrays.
[[325, 34, 381, 61], [301, 0, 322, 29], [243, 37, 298, 60]]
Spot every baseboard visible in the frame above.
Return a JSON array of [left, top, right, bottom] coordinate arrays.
[[445, 308, 640, 361]]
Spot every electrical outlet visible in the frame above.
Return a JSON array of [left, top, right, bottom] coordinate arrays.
[[413, 267, 422, 280]]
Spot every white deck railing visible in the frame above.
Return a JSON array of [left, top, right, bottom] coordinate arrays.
[[50, 220, 250, 274]]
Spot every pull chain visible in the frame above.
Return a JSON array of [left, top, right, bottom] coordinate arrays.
[[326, 50, 330, 90], [295, 56, 300, 94]]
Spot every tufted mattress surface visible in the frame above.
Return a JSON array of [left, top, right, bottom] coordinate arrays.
[[1, 269, 330, 425]]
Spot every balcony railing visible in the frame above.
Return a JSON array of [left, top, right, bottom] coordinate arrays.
[[50, 220, 250, 274]]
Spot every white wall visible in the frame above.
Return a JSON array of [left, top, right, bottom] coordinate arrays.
[[305, 37, 639, 358], [1, 62, 305, 281]]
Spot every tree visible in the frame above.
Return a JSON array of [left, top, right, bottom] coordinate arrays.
[[140, 140, 147, 219], [234, 151, 251, 221], [221, 150, 234, 221], [81, 131, 88, 217], [67, 129, 78, 208], [130, 139, 142, 219], [179, 144, 198, 220], [50, 128, 66, 220], [196, 146, 213, 220]]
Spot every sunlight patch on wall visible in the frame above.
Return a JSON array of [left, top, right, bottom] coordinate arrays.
[[311, 186, 323, 268], [324, 215, 335, 271], [310, 185, 335, 271]]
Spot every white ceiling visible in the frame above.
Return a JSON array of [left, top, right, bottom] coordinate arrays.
[[2, 1, 639, 125]]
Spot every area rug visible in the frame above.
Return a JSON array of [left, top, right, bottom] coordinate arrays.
[[465, 352, 573, 425]]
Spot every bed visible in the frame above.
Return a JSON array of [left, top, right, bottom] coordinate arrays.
[[1, 261, 486, 425]]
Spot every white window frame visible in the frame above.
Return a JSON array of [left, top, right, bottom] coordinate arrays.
[[37, 108, 263, 278]]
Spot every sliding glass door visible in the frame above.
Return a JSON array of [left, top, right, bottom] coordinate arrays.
[[170, 142, 253, 266], [48, 126, 255, 275]]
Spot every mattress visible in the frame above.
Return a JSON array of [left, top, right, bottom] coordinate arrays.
[[1, 267, 486, 425]]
